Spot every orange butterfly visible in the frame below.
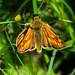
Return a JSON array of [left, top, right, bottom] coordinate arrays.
[[16, 16, 66, 53]]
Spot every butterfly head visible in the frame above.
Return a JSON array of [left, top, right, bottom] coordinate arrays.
[[33, 16, 40, 20], [31, 16, 42, 30]]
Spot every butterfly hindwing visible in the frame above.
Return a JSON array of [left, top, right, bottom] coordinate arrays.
[[42, 22, 66, 49], [16, 25, 36, 53]]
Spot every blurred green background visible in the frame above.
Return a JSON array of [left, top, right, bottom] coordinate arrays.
[[0, 0, 75, 75]]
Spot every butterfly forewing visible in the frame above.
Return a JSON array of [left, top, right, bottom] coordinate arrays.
[[42, 22, 66, 49], [16, 25, 36, 53]]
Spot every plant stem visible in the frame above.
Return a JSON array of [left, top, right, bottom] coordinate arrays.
[[0, 68, 7, 75], [47, 50, 57, 75], [32, 0, 38, 14]]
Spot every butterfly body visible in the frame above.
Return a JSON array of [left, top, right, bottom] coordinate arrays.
[[16, 16, 66, 53], [32, 17, 43, 53]]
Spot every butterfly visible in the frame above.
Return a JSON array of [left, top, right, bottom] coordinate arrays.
[[16, 16, 66, 53]]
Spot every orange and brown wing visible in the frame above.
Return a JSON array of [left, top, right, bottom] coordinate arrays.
[[42, 22, 66, 49], [16, 25, 36, 53]]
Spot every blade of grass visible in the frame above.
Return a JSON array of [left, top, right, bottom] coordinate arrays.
[[48, 0, 60, 17], [38, 0, 45, 11], [43, 50, 55, 75], [62, 0, 75, 20], [3, 24, 31, 75], [32, 0, 38, 14], [47, 50, 57, 75], [0, 68, 7, 75], [0, 21, 16, 24], [70, 68, 75, 75]]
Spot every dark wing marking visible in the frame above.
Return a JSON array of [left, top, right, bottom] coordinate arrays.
[[16, 25, 36, 53]]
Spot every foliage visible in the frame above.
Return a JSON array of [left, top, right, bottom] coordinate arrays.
[[0, 0, 75, 75]]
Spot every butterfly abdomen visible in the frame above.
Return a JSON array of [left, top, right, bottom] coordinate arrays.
[[34, 28, 42, 53]]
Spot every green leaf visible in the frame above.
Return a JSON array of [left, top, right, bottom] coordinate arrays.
[[68, 47, 75, 52], [66, 40, 74, 48], [44, 53, 49, 64]]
